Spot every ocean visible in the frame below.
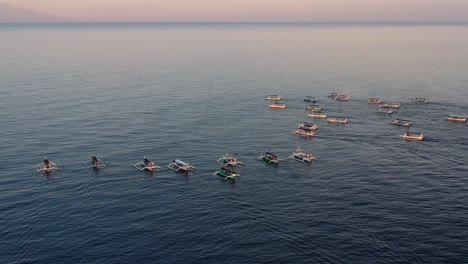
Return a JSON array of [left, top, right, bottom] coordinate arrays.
[[0, 23, 467, 263]]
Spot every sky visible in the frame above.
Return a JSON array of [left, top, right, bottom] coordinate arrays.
[[3, 0, 468, 22]]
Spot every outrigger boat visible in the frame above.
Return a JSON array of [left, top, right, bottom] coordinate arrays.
[[84, 156, 107, 169], [380, 102, 400, 109], [327, 117, 348, 124], [400, 131, 424, 141], [167, 159, 195, 172], [391, 118, 411, 127], [290, 147, 317, 163], [213, 166, 240, 181], [36, 157, 58, 173], [368, 98, 382, 104], [134, 157, 161, 172], [305, 104, 323, 112], [335, 93, 350, 101], [415, 97, 429, 104], [377, 108, 395, 114], [217, 152, 243, 166], [265, 95, 282, 101], [303, 96, 317, 103], [292, 128, 315, 137], [258, 152, 282, 165], [308, 112, 327, 118], [298, 122, 318, 131], [269, 102, 286, 109], [446, 115, 467, 122]]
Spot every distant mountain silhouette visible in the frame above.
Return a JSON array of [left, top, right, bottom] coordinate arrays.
[[0, 3, 69, 23]]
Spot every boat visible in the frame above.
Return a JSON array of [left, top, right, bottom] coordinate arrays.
[[400, 131, 424, 141], [36, 157, 58, 173], [290, 147, 317, 163], [327, 117, 348, 124], [308, 112, 327, 118], [380, 103, 400, 109], [258, 152, 282, 165], [446, 115, 467, 122], [298, 122, 318, 131], [292, 128, 316, 137], [84, 156, 107, 169], [303, 96, 317, 103], [269, 102, 286, 109], [415, 97, 429, 104], [368, 98, 382, 104], [335, 93, 350, 101], [213, 166, 240, 181], [391, 118, 411, 127], [134, 157, 161, 172], [167, 159, 196, 172], [265, 95, 282, 101], [377, 108, 395, 114], [305, 104, 323, 112], [217, 152, 243, 166], [328, 92, 338, 98]]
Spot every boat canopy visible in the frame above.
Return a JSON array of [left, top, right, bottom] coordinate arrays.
[[449, 114, 467, 118], [265, 152, 277, 158], [174, 159, 188, 165], [395, 118, 410, 122]]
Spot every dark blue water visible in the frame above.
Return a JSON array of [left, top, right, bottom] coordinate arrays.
[[1, 23, 467, 263]]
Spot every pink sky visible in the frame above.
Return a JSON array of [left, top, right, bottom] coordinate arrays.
[[4, 0, 468, 22]]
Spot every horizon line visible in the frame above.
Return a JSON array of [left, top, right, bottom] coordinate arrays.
[[1, 21, 468, 25]]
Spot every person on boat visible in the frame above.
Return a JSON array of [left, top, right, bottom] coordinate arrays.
[[143, 158, 154, 168], [92, 156, 99, 167], [44, 158, 50, 170]]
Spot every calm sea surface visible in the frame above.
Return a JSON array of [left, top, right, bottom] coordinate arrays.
[[0, 23, 467, 263]]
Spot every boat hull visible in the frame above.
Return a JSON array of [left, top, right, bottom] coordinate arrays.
[[215, 172, 238, 181], [262, 157, 280, 165], [400, 135, 424, 141], [446, 117, 467, 122]]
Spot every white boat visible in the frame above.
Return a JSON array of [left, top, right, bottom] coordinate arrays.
[[368, 98, 382, 104], [269, 102, 286, 109], [84, 156, 107, 169], [36, 157, 58, 173], [327, 117, 348, 124], [290, 147, 317, 163], [217, 152, 243, 166], [415, 97, 429, 104], [392, 118, 411, 127], [377, 108, 395, 114], [335, 93, 350, 101], [446, 115, 467, 122], [292, 128, 315, 137], [134, 157, 161, 172], [167, 159, 195, 172], [400, 131, 424, 141], [308, 112, 327, 118], [265, 95, 282, 101], [380, 102, 400, 109]]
